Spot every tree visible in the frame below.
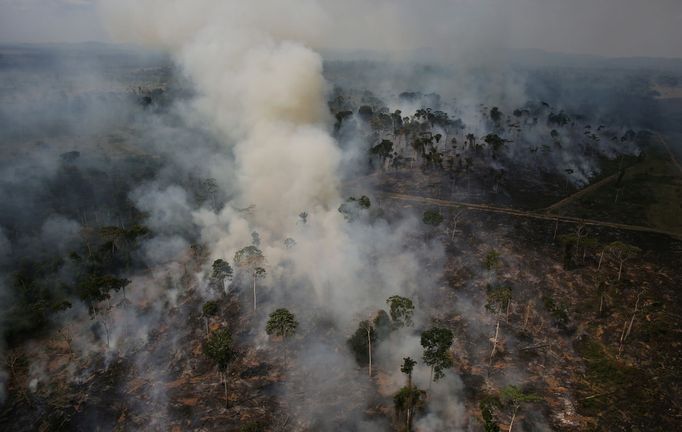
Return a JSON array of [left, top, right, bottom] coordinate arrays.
[[370, 139, 394, 169], [480, 396, 501, 432], [605, 241, 641, 281], [485, 250, 501, 271], [339, 196, 372, 221], [234, 245, 264, 267], [446, 208, 466, 241], [486, 285, 512, 319], [490, 107, 503, 126], [401, 357, 417, 389], [423, 210, 443, 227], [394, 385, 426, 432], [210, 259, 233, 290], [479, 397, 500, 432], [283, 237, 296, 249], [266, 308, 298, 365], [77, 275, 130, 348], [202, 178, 219, 210], [386, 295, 415, 328], [234, 246, 265, 311], [500, 385, 541, 432], [266, 308, 298, 339], [348, 320, 377, 376], [204, 328, 234, 407], [465, 133, 476, 149], [421, 327, 454, 383], [202, 301, 219, 336], [484, 134, 505, 156], [298, 211, 308, 224], [251, 231, 260, 247], [485, 285, 512, 365], [253, 267, 266, 312]]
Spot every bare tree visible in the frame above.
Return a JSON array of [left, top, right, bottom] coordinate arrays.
[[605, 241, 641, 281]]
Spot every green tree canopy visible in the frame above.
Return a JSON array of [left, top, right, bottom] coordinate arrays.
[[387, 295, 415, 327], [484, 250, 501, 271], [423, 210, 444, 227], [266, 308, 298, 339], [421, 327, 454, 381], [202, 300, 219, 318], [485, 285, 512, 315], [210, 259, 233, 285], [234, 245, 264, 267], [348, 320, 376, 365], [204, 328, 234, 373]]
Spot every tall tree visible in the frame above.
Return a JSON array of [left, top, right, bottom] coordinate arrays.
[[500, 385, 541, 432], [202, 301, 218, 336], [253, 267, 266, 311], [401, 357, 417, 389], [605, 241, 641, 281], [348, 319, 377, 376], [210, 259, 233, 291], [251, 231, 260, 247], [421, 327, 454, 383], [234, 246, 265, 311], [485, 250, 501, 271], [204, 328, 234, 408], [394, 385, 426, 432], [266, 308, 298, 365]]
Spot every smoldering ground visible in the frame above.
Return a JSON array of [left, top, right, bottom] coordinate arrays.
[[1, 0, 679, 431]]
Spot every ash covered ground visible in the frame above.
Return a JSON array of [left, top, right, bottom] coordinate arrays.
[[1, 4, 682, 432]]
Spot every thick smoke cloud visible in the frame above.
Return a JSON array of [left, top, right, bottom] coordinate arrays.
[[1, 0, 674, 429], [95, 0, 457, 428]]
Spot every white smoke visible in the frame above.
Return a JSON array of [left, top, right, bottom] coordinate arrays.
[[96, 0, 452, 427]]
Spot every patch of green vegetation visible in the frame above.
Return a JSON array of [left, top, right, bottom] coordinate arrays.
[[558, 142, 682, 234], [542, 296, 569, 325], [479, 395, 501, 432], [573, 336, 676, 430]]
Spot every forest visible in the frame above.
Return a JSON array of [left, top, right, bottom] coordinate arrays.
[[1, 1, 682, 431]]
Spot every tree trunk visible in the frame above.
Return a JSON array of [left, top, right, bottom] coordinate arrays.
[[523, 302, 531, 329], [599, 294, 604, 316], [553, 218, 559, 241], [406, 407, 412, 432], [205, 317, 209, 336], [253, 274, 257, 312], [222, 372, 229, 408], [624, 292, 643, 341], [406, 372, 413, 432], [598, 249, 605, 270], [102, 318, 110, 349], [489, 320, 500, 367], [508, 406, 519, 432], [618, 261, 624, 281], [618, 320, 628, 357], [367, 328, 372, 377]]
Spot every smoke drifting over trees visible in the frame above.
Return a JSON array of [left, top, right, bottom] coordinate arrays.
[[1, 1, 681, 431]]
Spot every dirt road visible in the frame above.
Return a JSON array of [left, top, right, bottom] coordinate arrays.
[[658, 133, 682, 174], [383, 192, 682, 239]]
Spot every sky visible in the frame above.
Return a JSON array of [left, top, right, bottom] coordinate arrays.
[[0, 0, 681, 59]]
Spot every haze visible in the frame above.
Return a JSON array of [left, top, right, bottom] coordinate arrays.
[[1, 0, 681, 58]]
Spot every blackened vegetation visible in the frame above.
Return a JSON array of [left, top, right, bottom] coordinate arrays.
[[0, 153, 159, 346]]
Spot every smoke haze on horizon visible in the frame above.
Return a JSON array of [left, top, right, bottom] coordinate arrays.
[[0, 0, 680, 59]]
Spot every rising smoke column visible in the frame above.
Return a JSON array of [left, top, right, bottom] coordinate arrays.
[[103, 0, 341, 235], [100, 1, 461, 429]]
